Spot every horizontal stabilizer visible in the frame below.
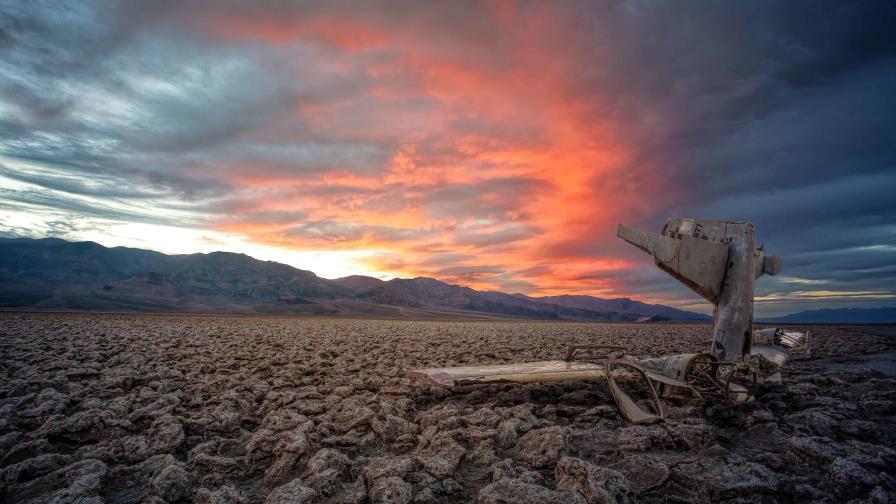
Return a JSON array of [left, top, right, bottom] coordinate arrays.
[[617, 223, 730, 302]]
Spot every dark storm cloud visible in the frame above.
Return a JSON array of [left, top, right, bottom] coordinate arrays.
[[0, 162, 162, 200], [554, 0, 896, 314], [0, 186, 188, 227], [0, 1, 334, 196]]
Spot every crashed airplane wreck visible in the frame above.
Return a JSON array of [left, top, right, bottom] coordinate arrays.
[[408, 218, 809, 424]]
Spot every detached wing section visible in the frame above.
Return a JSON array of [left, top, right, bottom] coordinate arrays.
[[408, 360, 606, 387], [617, 224, 730, 302], [408, 359, 664, 424]]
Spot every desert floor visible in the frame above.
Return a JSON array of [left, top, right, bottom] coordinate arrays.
[[1, 312, 894, 503]]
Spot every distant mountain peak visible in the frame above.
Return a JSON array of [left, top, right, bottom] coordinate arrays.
[[0, 236, 70, 245], [759, 306, 896, 324]]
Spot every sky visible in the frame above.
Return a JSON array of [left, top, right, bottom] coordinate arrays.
[[1, 1, 894, 316]]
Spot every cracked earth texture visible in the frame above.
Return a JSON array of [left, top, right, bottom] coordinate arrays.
[[1, 313, 894, 503]]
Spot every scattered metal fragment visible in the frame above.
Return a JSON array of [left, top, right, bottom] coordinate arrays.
[[604, 359, 664, 424], [407, 218, 808, 423]]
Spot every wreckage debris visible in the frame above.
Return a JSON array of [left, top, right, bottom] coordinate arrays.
[[409, 218, 809, 425]]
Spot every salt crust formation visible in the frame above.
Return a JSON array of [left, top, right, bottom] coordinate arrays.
[[1, 313, 894, 503]]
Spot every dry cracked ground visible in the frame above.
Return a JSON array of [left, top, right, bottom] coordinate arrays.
[[1, 313, 895, 504]]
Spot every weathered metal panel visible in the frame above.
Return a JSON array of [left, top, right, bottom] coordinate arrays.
[[604, 360, 664, 424], [616, 224, 729, 302], [752, 328, 779, 346], [409, 353, 714, 391], [407, 360, 607, 387], [637, 353, 706, 382], [751, 345, 791, 367], [779, 330, 807, 349], [710, 221, 756, 362]]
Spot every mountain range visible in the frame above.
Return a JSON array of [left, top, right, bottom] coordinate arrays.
[[758, 306, 896, 324], [0, 237, 710, 321]]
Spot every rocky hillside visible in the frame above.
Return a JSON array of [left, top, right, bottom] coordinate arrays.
[[0, 237, 708, 321]]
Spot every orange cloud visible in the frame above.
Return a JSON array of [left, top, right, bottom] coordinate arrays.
[[190, 3, 675, 298], [199, 12, 387, 51]]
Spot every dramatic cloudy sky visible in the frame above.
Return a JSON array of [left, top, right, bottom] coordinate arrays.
[[1, 1, 894, 315]]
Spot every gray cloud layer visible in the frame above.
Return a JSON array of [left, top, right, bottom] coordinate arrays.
[[1, 1, 894, 316]]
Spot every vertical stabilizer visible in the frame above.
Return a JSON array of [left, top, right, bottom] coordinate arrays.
[[618, 219, 780, 362]]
